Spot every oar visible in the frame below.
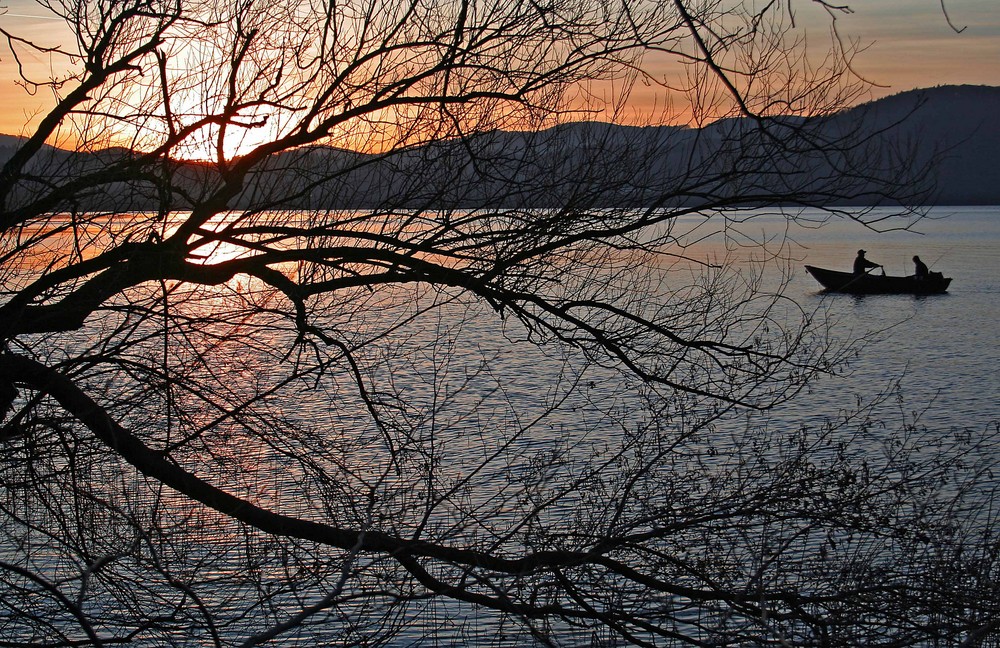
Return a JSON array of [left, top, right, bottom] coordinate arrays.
[[837, 264, 880, 291]]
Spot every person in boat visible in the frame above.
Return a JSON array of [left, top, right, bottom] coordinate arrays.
[[853, 249, 882, 275], [912, 255, 929, 279]]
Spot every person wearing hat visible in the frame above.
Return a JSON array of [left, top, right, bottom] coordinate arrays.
[[853, 249, 881, 275]]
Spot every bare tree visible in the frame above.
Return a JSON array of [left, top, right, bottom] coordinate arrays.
[[1, 0, 997, 645]]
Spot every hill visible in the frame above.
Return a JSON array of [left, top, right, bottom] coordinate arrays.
[[835, 85, 1000, 205], [2, 85, 998, 208]]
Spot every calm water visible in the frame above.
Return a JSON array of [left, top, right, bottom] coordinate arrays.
[[193, 205, 1000, 644], [759, 206, 999, 435], [4, 205, 999, 645], [282, 205, 1000, 645]]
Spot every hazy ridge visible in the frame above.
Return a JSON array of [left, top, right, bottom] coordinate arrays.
[[2, 84, 998, 209]]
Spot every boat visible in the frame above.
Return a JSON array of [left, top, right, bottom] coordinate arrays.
[[804, 265, 952, 295]]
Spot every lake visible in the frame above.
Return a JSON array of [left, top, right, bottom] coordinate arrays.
[[2, 205, 998, 645], [362, 204, 1000, 645], [755, 205, 999, 436]]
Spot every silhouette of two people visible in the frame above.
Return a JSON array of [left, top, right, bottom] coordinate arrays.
[[855, 251, 938, 280]]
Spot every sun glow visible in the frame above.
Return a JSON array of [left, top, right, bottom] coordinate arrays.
[[169, 118, 283, 162], [150, 65, 289, 163]]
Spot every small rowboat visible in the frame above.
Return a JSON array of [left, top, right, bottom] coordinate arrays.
[[804, 265, 951, 295]]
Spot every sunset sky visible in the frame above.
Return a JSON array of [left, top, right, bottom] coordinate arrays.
[[0, 0, 997, 138]]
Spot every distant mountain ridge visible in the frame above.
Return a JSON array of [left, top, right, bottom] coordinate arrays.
[[834, 85, 1000, 205], [2, 84, 998, 208]]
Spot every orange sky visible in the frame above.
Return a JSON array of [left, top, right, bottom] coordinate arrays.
[[1, 0, 998, 140]]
